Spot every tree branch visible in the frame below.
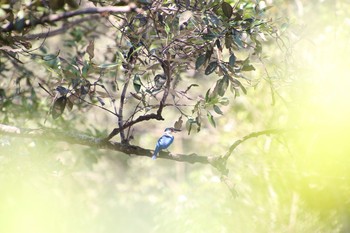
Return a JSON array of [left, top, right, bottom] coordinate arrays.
[[222, 129, 287, 161], [0, 123, 208, 164], [2, 4, 141, 33], [23, 15, 100, 40], [0, 124, 286, 168], [105, 113, 164, 141], [118, 74, 131, 143]]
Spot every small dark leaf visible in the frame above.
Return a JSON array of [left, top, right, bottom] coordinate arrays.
[[240, 84, 247, 94], [52, 96, 67, 119], [202, 33, 217, 41], [222, 2, 233, 19], [207, 112, 216, 128], [56, 86, 68, 95], [66, 97, 74, 111], [225, 33, 232, 49], [213, 105, 223, 115], [217, 75, 229, 96], [229, 54, 236, 67], [97, 96, 105, 106], [233, 30, 243, 48], [186, 118, 193, 135], [205, 61, 218, 75], [232, 79, 247, 95], [195, 54, 206, 70], [127, 46, 135, 62], [80, 84, 90, 95], [133, 75, 142, 93], [215, 39, 222, 51], [205, 47, 213, 63], [205, 89, 211, 103]]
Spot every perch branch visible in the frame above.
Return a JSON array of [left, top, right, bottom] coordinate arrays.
[[0, 124, 285, 166]]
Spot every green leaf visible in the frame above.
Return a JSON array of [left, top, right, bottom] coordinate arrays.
[[217, 75, 229, 96], [165, 23, 171, 34], [205, 88, 211, 103], [233, 30, 243, 48], [97, 63, 119, 69], [254, 40, 262, 55], [225, 33, 232, 48], [219, 97, 229, 106], [205, 61, 218, 75], [205, 47, 213, 63], [52, 96, 67, 119], [207, 14, 220, 27], [222, 2, 233, 19], [229, 54, 236, 67], [133, 75, 142, 93], [202, 33, 217, 41], [241, 64, 255, 71], [232, 79, 247, 95], [66, 97, 74, 111], [207, 112, 216, 128], [82, 62, 90, 78], [195, 54, 206, 70], [213, 105, 223, 115], [186, 119, 193, 135]]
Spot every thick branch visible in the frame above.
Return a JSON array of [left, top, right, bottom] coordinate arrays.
[[2, 4, 140, 33], [0, 124, 206, 163], [0, 124, 286, 167]]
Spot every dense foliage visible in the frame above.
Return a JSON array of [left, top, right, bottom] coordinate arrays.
[[0, 0, 278, 139]]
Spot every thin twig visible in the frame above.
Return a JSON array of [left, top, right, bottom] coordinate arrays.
[[23, 15, 100, 40], [118, 73, 131, 143]]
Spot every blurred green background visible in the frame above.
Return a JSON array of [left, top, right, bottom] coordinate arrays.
[[1, 0, 350, 232]]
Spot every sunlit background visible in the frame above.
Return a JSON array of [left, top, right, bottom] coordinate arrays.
[[1, 0, 350, 232]]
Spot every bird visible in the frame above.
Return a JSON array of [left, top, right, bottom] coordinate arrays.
[[152, 127, 180, 160]]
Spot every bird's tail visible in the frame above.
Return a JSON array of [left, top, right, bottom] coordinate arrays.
[[152, 146, 160, 160]]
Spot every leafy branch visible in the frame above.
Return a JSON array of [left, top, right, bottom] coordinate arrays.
[[1, 4, 141, 33]]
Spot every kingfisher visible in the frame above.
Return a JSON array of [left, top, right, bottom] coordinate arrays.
[[152, 127, 180, 160]]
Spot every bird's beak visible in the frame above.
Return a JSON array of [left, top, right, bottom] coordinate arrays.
[[173, 128, 181, 132]]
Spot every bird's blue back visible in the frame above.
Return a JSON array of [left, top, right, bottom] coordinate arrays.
[[157, 134, 174, 149], [152, 134, 174, 159]]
